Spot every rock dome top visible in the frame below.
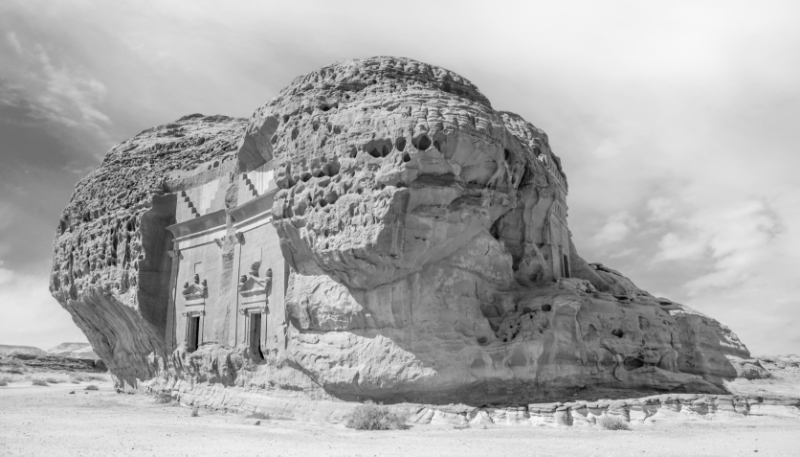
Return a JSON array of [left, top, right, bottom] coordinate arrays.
[[276, 56, 492, 108]]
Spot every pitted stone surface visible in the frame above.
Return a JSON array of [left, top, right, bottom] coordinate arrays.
[[50, 114, 245, 382], [51, 57, 765, 405]]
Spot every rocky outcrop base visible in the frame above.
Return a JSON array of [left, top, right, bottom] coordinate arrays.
[[151, 377, 800, 427]]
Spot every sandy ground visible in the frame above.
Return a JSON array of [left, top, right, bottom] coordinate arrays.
[[1, 381, 799, 457]]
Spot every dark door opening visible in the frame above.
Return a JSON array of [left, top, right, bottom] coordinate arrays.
[[249, 313, 264, 360], [562, 254, 570, 278], [187, 316, 200, 352]]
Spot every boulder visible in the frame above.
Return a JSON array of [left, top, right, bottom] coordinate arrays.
[[50, 57, 758, 405]]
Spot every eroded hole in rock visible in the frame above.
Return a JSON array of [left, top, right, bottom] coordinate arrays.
[[381, 145, 390, 157], [271, 134, 278, 145], [623, 357, 645, 371], [489, 219, 501, 240], [396, 181, 406, 188], [413, 135, 431, 150], [476, 336, 488, 345], [323, 162, 340, 177], [300, 172, 312, 182], [402, 153, 411, 163], [395, 137, 406, 152], [541, 304, 552, 312], [349, 146, 358, 158], [320, 105, 331, 112], [433, 140, 440, 151], [504, 149, 511, 161], [319, 199, 327, 208], [368, 148, 381, 158], [291, 128, 299, 140], [611, 329, 624, 338]]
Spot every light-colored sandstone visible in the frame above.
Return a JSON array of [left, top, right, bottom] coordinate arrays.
[[50, 57, 777, 408]]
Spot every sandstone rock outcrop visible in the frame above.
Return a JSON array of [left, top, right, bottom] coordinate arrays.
[[0, 344, 46, 357], [51, 57, 764, 406], [47, 342, 99, 359]]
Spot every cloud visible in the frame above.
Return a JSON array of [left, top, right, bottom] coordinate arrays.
[[592, 211, 639, 245], [0, 30, 112, 149], [0, 261, 87, 348], [5, 31, 22, 55], [656, 232, 707, 261]]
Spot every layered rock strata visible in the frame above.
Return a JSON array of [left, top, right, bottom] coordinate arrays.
[[51, 57, 766, 405]]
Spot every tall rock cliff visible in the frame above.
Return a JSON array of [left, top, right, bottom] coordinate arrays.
[[51, 57, 754, 404]]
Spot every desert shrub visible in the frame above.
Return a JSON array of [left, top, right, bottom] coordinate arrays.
[[31, 379, 49, 387], [0, 377, 9, 387], [345, 403, 408, 431], [45, 377, 62, 384], [247, 411, 270, 420], [597, 415, 630, 430], [85, 385, 99, 391], [154, 392, 174, 404], [86, 375, 105, 382], [191, 407, 200, 417], [70, 374, 86, 383]]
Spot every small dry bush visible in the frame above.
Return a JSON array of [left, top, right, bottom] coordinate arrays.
[[45, 377, 62, 384], [154, 392, 174, 404], [70, 374, 86, 383], [190, 407, 200, 417], [85, 385, 99, 391], [247, 411, 270, 420], [85, 375, 105, 382], [0, 377, 10, 387], [31, 379, 49, 387], [345, 403, 408, 431], [597, 415, 630, 430]]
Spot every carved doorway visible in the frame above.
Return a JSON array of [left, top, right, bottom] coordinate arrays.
[[187, 316, 200, 352], [562, 254, 570, 278], [249, 313, 264, 360]]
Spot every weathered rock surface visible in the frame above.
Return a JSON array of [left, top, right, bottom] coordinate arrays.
[[50, 114, 245, 384], [0, 353, 107, 373], [51, 57, 773, 406]]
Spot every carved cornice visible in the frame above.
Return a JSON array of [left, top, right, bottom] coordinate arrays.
[[181, 310, 205, 317], [238, 305, 268, 315]]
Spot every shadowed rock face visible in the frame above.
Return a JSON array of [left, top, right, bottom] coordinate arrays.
[[51, 57, 754, 404], [49, 115, 245, 384]]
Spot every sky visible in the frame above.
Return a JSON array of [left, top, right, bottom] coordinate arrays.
[[0, 0, 798, 355]]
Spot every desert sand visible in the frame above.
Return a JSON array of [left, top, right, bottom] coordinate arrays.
[[1, 381, 798, 457]]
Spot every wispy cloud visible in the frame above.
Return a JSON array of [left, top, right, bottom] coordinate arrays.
[[592, 211, 639, 245], [1, 30, 112, 148], [5, 31, 22, 55]]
